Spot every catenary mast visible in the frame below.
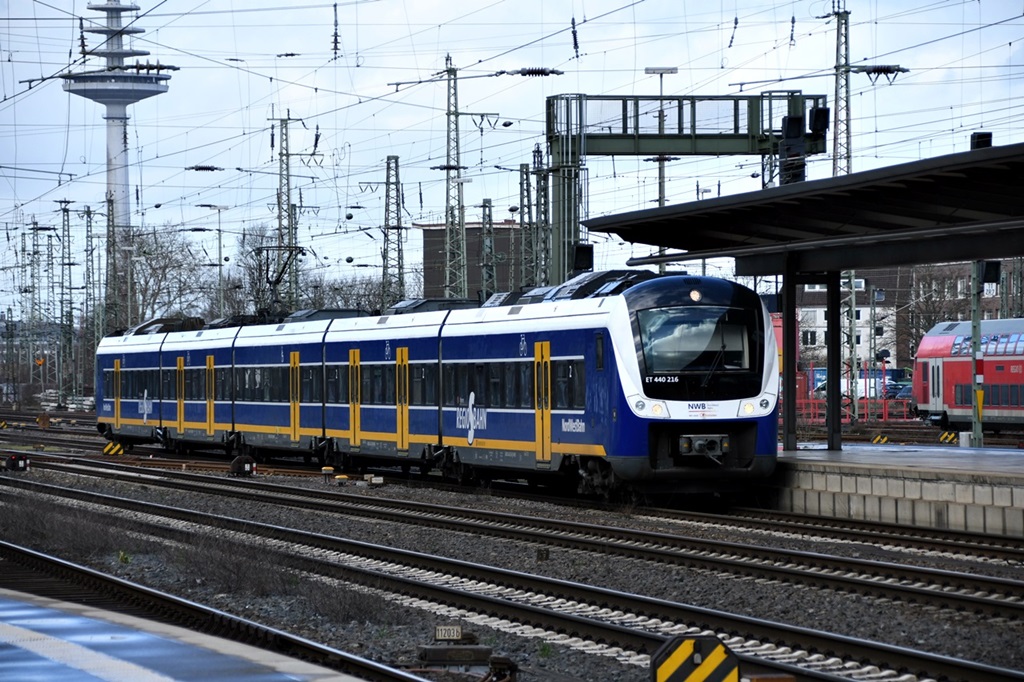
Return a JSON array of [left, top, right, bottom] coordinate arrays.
[[61, 1, 173, 333]]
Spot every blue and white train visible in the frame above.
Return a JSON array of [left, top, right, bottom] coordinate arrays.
[[95, 270, 779, 496]]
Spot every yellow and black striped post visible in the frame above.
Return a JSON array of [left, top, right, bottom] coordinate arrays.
[[871, 434, 889, 444], [651, 635, 739, 682], [103, 442, 124, 456], [939, 431, 959, 444]]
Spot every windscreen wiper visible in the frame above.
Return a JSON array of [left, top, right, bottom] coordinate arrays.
[[700, 343, 726, 387]]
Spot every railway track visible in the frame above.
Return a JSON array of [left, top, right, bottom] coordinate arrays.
[[27, 450, 1024, 566], [0, 541, 426, 682], [4, 462, 1022, 681], [29, 459, 1024, 619]]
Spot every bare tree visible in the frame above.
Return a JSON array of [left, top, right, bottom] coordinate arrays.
[[127, 227, 215, 321], [903, 264, 973, 359]]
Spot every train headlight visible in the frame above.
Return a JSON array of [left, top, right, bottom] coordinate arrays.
[[629, 395, 670, 419], [738, 395, 776, 417]]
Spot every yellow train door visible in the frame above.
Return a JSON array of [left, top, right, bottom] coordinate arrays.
[[290, 351, 300, 442], [176, 356, 185, 434], [349, 348, 361, 448], [206, 355, 215, 436], [396, 347, 409, 453], [534, 341, 552, 465], [113, 359, 122, 429]]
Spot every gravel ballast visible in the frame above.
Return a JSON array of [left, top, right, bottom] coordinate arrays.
[[2, 469, 1022, 681]]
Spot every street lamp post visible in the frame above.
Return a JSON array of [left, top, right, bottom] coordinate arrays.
[[196, 204, 228, 318], [645, 67, 677, 274]]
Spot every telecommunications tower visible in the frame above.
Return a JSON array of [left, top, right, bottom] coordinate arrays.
[[61, 1, 173, 333]]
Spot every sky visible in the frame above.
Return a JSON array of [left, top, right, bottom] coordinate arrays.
[[2, 0, 1023, 316]]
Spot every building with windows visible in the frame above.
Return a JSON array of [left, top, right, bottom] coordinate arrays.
[[794, 261, 1022, 376]]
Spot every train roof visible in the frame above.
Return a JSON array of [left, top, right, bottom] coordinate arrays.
[[924, 318, 1024, 337], [107, 270, 724, 339]]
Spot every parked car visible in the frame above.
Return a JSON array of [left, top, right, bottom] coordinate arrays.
[[884, 381, 911, 399], [895, 384, 917, 414]]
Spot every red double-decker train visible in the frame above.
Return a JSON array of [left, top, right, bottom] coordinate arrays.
[[914, 319, 1024, 432]]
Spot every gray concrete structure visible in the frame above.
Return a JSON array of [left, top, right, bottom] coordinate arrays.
[[761, 445, 1024, 536]]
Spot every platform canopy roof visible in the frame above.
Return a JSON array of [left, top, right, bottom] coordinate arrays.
[[584, 141, 1024, 277]]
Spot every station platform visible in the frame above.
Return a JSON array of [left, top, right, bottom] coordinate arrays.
[[761, 443, 1024, 537], [0, 589, 397, 682]]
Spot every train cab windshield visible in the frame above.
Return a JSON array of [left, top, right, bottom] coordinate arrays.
[[640, 306, 751, 373], [637, 305, 763, 399]]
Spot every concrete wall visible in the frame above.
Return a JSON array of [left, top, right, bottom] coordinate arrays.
[[760, 462, 1024, 537]]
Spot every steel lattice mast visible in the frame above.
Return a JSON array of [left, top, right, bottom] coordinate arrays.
[[61, 1, 173, 333], [831, 2, 851, 177], [441, 55, 468, 299], [381, 155, 405, 307]]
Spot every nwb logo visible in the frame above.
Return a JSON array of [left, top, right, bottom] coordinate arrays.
[[688, 402, 708, 410]]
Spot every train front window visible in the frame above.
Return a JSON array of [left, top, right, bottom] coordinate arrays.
[[639, 306, 752, 374]]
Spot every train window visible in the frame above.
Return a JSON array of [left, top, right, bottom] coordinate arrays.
[[414, 364, 436, 407], [215, 368, 228, 401], [250, 367, 262, 401], [256, 367, 268, 402], [410, 364, 424, 405], [383, 365, 396, 404], [504, 363, 518, 407], [456, 364, 471, 406], [474, 364, 487, 407], [235, 367, 247, 401], [595, 333, 604, 371], [325, 365, 340, 403], [359, 365, 377, 405], [1012, 385, 1020, 407], [553, 361, 569, 409], [425, 364, 438, 406], [442, 365, 456, 406], [301, 366, 321, 403], [638, 306, 753, 374], [277, 366, 290, 402], [488, 363, 502, 407], [518, 362, 533, 408], [571, 360, 586, 409], [195, 368, 207, 401]]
